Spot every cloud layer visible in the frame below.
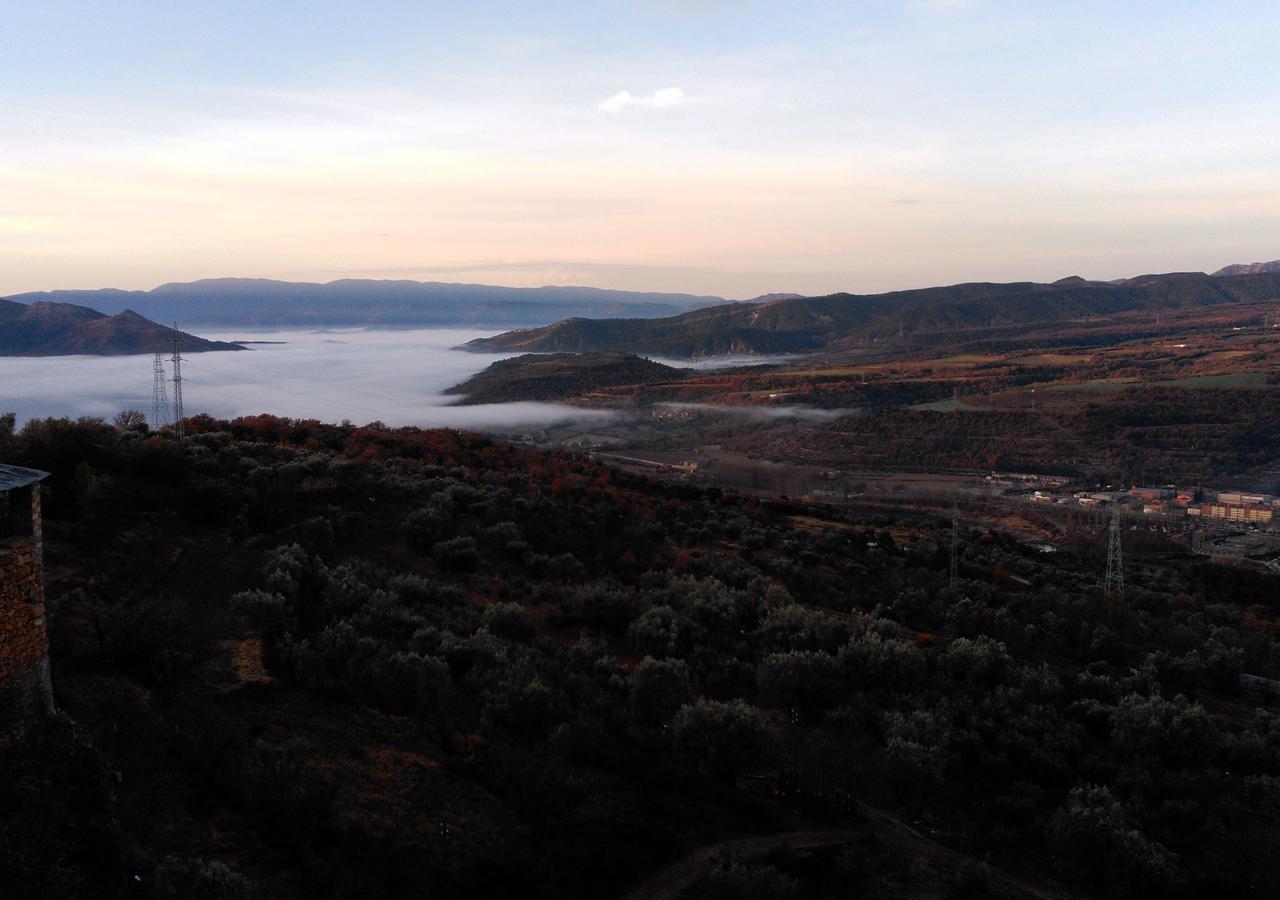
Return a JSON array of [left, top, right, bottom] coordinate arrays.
[[0, 329, 617, 431], [597, 87, 686, 114]]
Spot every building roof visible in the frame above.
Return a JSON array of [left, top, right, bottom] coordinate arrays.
[[0, 464, 50, 492]]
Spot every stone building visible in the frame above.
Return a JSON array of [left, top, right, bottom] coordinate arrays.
[[0, 464, 54, 742]]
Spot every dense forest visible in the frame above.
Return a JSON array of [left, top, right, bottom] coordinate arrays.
[[2, 412, 1279, 898]]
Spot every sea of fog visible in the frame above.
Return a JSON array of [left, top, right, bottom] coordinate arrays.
[[0, 328, 619, 431], [0, 329, 805, 431]]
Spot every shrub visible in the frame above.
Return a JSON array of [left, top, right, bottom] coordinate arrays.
[[433, 536, 480, 573], [230, 589, 294, 637], [1047, 784, 1177, 892], [691, 860, 799, 900], [671, 699, 771, 785], [630, 657, 694, 724], [483, 602, 534, 642]]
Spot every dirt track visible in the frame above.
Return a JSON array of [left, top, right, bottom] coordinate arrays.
[[620, 804, 1081, 900]]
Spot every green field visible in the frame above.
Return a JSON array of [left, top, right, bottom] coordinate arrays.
[[910, 397, 995, 412], [1044, 372, 1269, 393], [1152, 372, 1270, 389]]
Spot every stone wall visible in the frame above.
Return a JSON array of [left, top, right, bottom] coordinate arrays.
[[0, 539, 53, 741]]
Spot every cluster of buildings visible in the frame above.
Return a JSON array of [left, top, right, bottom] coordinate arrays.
[[1186, 491, 1275, 524], [1027, 485, 1277, 527]]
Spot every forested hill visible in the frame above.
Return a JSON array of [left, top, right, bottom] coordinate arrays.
[[3, 278, 728, 328], [463, 271, 1280, 358], [446, 352, 688, 404], [0, 299, 242, 356], [4, 414, 1280, 897]]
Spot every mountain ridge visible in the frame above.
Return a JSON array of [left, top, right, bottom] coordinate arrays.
[[462, 271, 1280, 358], [3, 277, 733, 329], [0, 299, 242, 356]]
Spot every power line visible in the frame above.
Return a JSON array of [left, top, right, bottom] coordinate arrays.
[[177, 379, 263, 406], [183, 374, 386, 420]]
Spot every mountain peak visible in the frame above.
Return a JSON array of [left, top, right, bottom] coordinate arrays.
[[0, 301, 242, 357], [1214, 259, 1280, 277]]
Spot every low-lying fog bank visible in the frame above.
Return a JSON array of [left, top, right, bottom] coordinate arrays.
[[647, 353, 800, 370], [0, 328, 618, 430]]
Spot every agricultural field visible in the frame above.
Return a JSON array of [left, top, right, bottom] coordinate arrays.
[[461, 300, 1280, 491]]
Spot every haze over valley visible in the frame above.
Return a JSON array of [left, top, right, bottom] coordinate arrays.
[[0, 328, 619, 431]]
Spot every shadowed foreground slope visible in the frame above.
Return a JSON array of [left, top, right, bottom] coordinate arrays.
[[0, 414, 1277, 897]]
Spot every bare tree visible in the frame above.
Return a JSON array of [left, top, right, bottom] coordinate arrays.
[[113, 409, 148, 432]]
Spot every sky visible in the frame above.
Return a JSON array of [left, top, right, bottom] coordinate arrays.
[[2, 0, 1278, 299]]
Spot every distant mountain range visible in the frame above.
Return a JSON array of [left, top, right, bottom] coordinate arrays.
[[2, 278, 732, 329], [0, 299, 242, 356], [1214, 259, 1280, 277], [463, 271, 1280, 358]]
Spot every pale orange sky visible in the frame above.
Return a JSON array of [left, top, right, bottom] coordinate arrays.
[[3, 2, 1278, 299]]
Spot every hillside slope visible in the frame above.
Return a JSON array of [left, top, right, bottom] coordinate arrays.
[[4, 278, 729, 328], [5, 416, 1276, 898], [446, 351, 688, 404], [0, 300, 242, 356], [463, 272, 1280, 358]]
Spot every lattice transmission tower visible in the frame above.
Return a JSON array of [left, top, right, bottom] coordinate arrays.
[[949, 502, 960, 587], [1104, 504, 1125, 602], [170, 324, 184, 439], [150, 352, 172, 432]]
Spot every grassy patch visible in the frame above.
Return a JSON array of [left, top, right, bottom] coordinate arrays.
[[1043, 372, 1269, 393], [909, 398, 994, 412]]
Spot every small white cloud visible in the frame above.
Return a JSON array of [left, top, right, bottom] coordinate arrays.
[[597, 87, 686, 114]]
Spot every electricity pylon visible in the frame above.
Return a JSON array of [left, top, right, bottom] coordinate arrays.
[[949, 502, 960, 587], [1104, 504, 1125, 602], [151, 351, 172, 432], [170, 324, 184, 439]]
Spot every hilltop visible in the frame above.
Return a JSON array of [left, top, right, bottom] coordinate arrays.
[[1215, 259, 1280, 277], [446, 351, 688, 404], [3, 278, 729, 329], [0, 300, 242, 356], [463, 271, 1280, 358]]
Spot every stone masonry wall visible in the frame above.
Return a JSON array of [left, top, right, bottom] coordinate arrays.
[[0, 540, 53, 740]]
